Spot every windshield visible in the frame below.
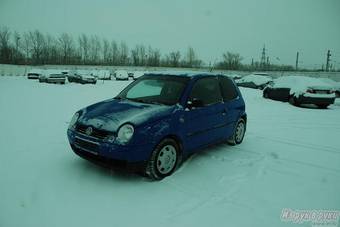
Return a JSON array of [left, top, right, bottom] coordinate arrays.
[[117, 76, 189, 105]]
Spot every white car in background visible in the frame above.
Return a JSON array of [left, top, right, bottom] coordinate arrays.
[[68, 70, 97, 84], [227, 73, 242, 80], [236, 73, 273, 89], [263, 76, 336, 108], [132, 71, 146, 80], [27, 69, 44, 79], [319, 78, 340, 98], [114, 70, 129, 80], [39, 69, 66, 84], [92, 70, 111, 80]]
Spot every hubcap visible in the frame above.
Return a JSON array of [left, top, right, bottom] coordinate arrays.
[[235, 121, 245, 143], [156, 145, 177, 174]]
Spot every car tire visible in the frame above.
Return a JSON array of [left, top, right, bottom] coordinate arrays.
[[227, 118, 246, 146], [263, 90, 269, 98], [145, 138, 180, 180], [317, 104, 329, 109], [289, 96, 300, 106]]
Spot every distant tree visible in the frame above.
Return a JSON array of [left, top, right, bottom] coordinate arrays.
[[78, 34, 89, 64], [169, 51, 181, 67], [147, 46, 161, 66], [102, 38, 110, 65], [182, 46, 202, 68], [29, 30, 45, 64], [89, 35, 101, 64], [22, 32, 31, 64], [42, 34, 56, 64], [131, 44, 147, 66], [119, 41, 129, 65], [131, 45, 140, 66], [58, 33, 74, 64], [219, 52, 243, 70], [0, 26, 12, 64], [110, 40, 119, 65], [12, 31, 23, 64]]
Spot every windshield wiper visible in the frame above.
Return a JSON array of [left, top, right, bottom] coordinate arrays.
[[128, 98, 164, 105], [114, 96, 124, 100]]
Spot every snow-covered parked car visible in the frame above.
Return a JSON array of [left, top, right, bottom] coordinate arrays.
[[227, 74, 242, 80], [263, 76, 336, 108], [68, 70, 97, 84], [27, 69, 44, 79], [79, 74, 97, 84], [319, 78, 340, 98], [132, 71, 145, 80], [114, 70, 129, 80], [39, 70, 66, 84], [67, 72, 247, 180], [94, 70, 111, 80], [236, 73, 273, 89]]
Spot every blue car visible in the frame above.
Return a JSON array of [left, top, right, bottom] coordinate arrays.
[[67, 72, 247, 180]]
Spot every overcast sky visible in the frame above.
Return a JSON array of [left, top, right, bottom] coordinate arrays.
[[1, 0, 339, 68]]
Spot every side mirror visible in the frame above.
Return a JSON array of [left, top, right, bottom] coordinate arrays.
[[187, 98, 204, 109]]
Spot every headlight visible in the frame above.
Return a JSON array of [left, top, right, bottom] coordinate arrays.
[[68, 112, 80, 129], [116, 124, 134, 144]]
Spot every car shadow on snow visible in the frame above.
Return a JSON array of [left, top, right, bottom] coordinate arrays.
[[67, 141, 238, 182], [71, 158, 148, 183]]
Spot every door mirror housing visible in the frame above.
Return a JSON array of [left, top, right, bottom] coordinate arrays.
[[187, 98, 204, 109]]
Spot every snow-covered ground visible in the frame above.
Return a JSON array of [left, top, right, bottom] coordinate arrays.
[[0, 77, 339, 227]]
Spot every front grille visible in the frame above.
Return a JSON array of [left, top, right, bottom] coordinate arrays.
[[75, 124, 111, 140], [74, 137, 99, 154], [314, 90, 330, 94]]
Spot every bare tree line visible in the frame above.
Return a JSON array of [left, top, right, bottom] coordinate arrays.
[[0, 27, 204, 68], [1, 26, 300, 71]]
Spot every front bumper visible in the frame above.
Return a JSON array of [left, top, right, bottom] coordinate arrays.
[[82, 79, 96, 83], [28, 75, 39, 79], [297, 95, 335, 105], [67, 129, 152, 169]]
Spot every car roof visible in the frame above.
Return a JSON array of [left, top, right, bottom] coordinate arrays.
[[144, 71, 223, 79]]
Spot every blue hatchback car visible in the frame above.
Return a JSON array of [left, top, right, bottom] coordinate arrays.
[[67, 72, 247, 180]]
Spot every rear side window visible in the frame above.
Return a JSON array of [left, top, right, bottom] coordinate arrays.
[[189, 77, 223, 106], [219, 76, 238, 101]]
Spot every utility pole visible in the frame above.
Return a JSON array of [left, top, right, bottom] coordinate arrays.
[[326, 50, 331, 72], [260, 45, 266, 69], [295, 52, 299, 71], [266, 56, 270, 70]]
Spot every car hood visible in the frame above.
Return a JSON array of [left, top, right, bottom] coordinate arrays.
[[78, 99, 176, 132]]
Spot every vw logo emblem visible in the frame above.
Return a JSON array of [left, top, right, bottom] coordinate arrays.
[[85, 127, 93, 136]]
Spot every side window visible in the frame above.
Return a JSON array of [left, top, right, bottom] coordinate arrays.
[[219, 76, 238, 101], [189, 77, 223, 106]]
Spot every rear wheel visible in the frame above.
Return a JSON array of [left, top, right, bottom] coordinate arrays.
[[228, 119, 246, 146], [146, 138, 180, 180]]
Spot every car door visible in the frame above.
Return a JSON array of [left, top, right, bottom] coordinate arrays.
[[219, 76, 241, 138], [184, 77, 227, 151]]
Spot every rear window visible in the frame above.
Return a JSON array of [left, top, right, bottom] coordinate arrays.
[[219, 76, 238, 101]]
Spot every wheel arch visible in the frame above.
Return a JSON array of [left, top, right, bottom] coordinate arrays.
[[158, 134, 184, 155]]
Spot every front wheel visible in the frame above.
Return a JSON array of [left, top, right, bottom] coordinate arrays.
[[289, 96, 300, 106], [228, 119, 246, 146], [145, 138, 180, 180], [263, 90, 269, 98]]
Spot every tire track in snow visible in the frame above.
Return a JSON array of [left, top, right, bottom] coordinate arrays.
[[164, 173, 248, 221], [249, 133, 340, 155]]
